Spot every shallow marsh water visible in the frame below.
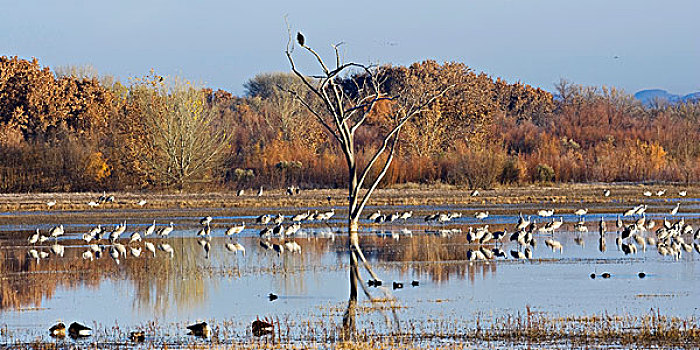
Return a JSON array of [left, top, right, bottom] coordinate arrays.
[[0, 198, 699, 348]]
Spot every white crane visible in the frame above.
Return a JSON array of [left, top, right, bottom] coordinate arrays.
[[159, 222, 174, 237], [225, 222, 245, 236]]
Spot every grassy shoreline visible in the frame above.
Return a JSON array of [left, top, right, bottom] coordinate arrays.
[[0, 183, 696, 212]]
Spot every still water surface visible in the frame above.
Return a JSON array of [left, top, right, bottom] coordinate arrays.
[[0, 203, 699, 345]]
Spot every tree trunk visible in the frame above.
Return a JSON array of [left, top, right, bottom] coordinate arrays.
[[348, 218, 359, 301]]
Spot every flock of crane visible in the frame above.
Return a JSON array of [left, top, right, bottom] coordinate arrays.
[[15, 187, 700, 343], [24, 188, 700, 268]]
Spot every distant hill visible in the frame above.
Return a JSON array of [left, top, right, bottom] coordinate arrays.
[[634, 89, 700, 106]]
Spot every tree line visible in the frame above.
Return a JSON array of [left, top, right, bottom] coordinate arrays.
[[1, 56, 698, 192]]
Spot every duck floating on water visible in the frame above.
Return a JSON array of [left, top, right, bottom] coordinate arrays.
[[49, 322, 66, 338], [186, 321, 211, 338], [68, 322, 92, 338]]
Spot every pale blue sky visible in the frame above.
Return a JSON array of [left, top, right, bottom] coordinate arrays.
[[1, 0, 698, 95]]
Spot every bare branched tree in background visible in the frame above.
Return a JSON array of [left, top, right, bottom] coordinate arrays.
[[285, 30, 451, 335], [118, 74, 229, 190]]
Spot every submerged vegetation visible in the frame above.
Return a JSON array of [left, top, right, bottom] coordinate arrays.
[[1, 56, 699, 193]]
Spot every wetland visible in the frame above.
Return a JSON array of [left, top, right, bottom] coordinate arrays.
[[0, 184, 699, 349]]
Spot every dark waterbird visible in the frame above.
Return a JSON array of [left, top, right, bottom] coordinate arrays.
[[129, 330, 145, 342], [638, 272, 646, 278], [368, 279, 383, 287], [252, 317, 274, 337], [392, 281, 404, 289], [411, 280, 419, 287], [68, 322, 92, 338], [268, 293, 278, 301], [187, 321, 211, 338], [49, 322, 66, 338], [601, 272, 611, 279]]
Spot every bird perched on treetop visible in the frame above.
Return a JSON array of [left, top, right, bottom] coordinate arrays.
[[297, 32, 305, 46]]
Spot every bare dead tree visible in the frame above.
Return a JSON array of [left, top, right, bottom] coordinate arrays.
[[284, 29, 450, 330]]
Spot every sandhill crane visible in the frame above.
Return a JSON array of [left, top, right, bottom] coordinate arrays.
[[400, 211, 412, 221], [616, 215, 623, 229], [137, 199, 147, 207], [635, 215, 646, 230], [516, 214, 531, 231], [643, 191, 652, 197], [196, 225, 211, 237], [574, 208, 588, 217], [159, 222, 174, 237], [256, 214, 272, 225], [285, 223, 301, 236], [49, 224, 64, 240], [225, 222, 246, 236], [389, 212, 400, 222], [112, 221, 127, 239], [257, 186, 264, 197], [187, 322, 211, 338], [46, 200, 56, 209], [129, 232, 142, 243], [28, 229, 40, 245], [678, 190, 687, 197], [670, 203, 680, 216], [320, 208, 335, 220], [145, 241, 156, 257], [145, 220, 156, 236], [87, 201, 100, 208], [635, 204, 647, 215], [471, 189, 479, 197], [656, 189, 666, 196], [663, 217, 671, 230], [550, 217, 564, 231], [200, 216, 213, 226], [424, 213, 439, 222], [475, 211, 489, 220], [537, 209, 553, 217], [292, 211, 309, 222], [603, 189, 611, 197], [237, 189, 245, 196]]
